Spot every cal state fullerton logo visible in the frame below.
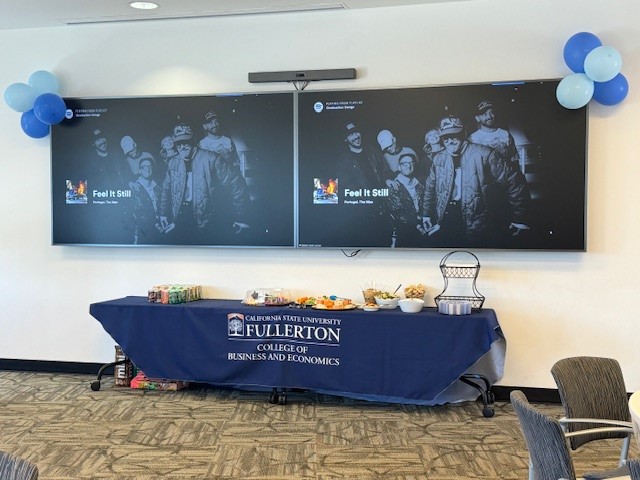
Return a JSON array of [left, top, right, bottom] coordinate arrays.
[[227, 313, 245, 336]]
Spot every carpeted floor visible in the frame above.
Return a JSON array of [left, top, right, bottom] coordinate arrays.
[[0, 371, 633, 479]]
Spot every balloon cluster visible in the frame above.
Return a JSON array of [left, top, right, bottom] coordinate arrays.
[[557, 32, 629, 109], [3, 70, 66, 139]]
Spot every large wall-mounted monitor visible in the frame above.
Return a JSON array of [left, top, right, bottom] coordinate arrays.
[[51, 93, 295, 247], [297, 81, 587, 250], [51, 80, 587, 251]]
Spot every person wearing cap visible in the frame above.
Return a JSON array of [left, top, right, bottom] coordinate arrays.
[[421, 115, 530, 246], [79, 128, 131, 243], [197, 110, 251, 238], [387, 152, 425, 247], [159, 120, 251, 242], [198, 110, 239, 165], [335, 121, 393, 246], [86, 128, 127, 190], [469, 100, 520, 168], [338, 122, 390, 192], [120, 135, 161, 183], [376, 129, 418, 175]]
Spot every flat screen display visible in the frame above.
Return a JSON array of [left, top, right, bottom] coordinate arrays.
[[51, 93, 295, 246], [51, 80, 587, 251], [297, 81, 587, 250]]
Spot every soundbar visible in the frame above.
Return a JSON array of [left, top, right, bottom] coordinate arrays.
[[248, 68, 356, 83]]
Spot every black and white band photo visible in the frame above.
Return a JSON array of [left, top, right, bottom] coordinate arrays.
[[297, 80, 587, 250], [51, 93, 295, 247]]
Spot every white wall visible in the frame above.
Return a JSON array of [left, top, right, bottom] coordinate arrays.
[[0, 0, 638, 390]]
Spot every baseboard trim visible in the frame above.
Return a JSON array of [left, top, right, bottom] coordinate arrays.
[[0, 359, 565, 404], [492, 385, 560, 403], [0, 358, 109, 375]]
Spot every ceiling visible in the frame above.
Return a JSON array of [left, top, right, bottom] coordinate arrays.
[[0, 0, 470, 30]]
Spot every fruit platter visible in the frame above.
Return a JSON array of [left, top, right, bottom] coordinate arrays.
[[294, 296, 356, 310]]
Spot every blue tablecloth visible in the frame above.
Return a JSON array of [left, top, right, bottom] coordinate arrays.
[[90, 297, 505, 405]]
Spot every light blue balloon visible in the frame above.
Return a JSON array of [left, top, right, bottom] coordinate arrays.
[[584, 46, 622, 82], [20, 110, 50, 139], [27, 70, 60, 95], [33, 93, 67, 125], [4, 82, 38, 112], [556, 74, 594, 109]]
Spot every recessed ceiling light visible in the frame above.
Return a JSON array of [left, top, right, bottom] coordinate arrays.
[[129, 2, 159, 10]]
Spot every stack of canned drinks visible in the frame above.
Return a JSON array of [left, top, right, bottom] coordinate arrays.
[[437, 300, 472, 315], [147, 284, 203, 304]]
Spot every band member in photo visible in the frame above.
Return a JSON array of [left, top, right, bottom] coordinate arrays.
[[387, 152, 425, 248], [198, 110, 240, 167], [198, 110, 251, 239], [337, 122, 391, 192], [159, 119, 252, 244], [120, 134, 165, 185], [335, 121, 393, 246], [128, 157, 162, 245], [422, 115, 530, 247], [376, 129, 417, 175], [421, 128, 444, 182], [86, 128, 127, 190], [469, 100, 520, 168], [159, 121, 218, 241], [159, 135, 177, 161]]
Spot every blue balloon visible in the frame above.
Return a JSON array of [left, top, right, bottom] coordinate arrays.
[[563, 32, 602, 73], [593, 73, 629, 106], [4, 82, 38, 112], [584, 46, 622, 82], [33, 93, 67, 125], [20, 110, 50, 138], [27, 70, 60, 95], [556, 74, 594, 109]]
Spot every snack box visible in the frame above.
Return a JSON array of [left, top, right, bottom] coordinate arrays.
[[243, 288, 291, 306], [130, 371, 188, 391], [114, 345, 134, 387]]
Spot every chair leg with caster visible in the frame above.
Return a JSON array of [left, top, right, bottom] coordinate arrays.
[[269, 388, 288, 405], [90, 359, 128, 391], [459, 373, 495, 418]]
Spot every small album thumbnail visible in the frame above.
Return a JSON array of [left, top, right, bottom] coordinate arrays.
[[66, 180, 88, 204], [313, 178, 338, 204]]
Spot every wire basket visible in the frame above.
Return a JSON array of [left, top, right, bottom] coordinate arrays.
[[434, 251, 485, 310]]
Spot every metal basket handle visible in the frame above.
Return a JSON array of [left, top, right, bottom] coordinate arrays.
[[439, 250, 481, 268]]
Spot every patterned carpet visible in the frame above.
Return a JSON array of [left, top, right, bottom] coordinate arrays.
[[0, 371, 633, 479]]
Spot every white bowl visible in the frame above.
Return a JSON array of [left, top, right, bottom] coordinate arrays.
[[375, 297, 399, 309], [398, 298, 425, 313]]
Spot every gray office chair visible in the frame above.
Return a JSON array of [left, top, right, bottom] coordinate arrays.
[[511, 391, 633, 480], [511, 390, 580, 480], [551, 357, 634, 468], [0, 451, 38, 480], [629, 459, 640, 480]]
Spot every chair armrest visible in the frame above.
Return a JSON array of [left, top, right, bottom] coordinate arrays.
[[564, 426, 634, 439], [558, 417, 634, 429]]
